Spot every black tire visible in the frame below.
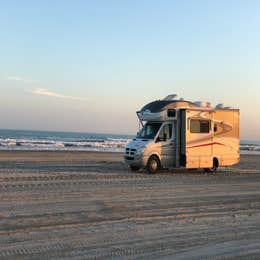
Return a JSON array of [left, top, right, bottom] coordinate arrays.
[[204, 158, 218, 173], [146, 156, 160, 174], [130, 165, 140, 172]]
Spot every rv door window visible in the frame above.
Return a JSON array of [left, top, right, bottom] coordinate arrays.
[[190, 119, 210, 133], [158, 124, 172, 141]]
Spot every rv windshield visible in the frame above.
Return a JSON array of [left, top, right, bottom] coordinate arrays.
[[137, 122, 162, 139]]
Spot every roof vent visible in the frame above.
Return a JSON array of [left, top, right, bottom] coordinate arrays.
[[216, 103, 224, 109], [194, 101, 211, 108], [163, 94, 178, 101]]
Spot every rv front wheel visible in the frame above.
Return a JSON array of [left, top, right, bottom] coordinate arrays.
[[147, 156, 160, 174]]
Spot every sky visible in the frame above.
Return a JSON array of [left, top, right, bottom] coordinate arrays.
[[0, 0, 260, 139]]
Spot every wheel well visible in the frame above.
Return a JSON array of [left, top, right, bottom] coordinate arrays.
[[213, 157, 219, 167]]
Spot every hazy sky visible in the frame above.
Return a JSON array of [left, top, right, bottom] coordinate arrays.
[[0, 0, 260, 139]]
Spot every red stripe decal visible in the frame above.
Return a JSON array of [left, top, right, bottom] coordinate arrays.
[[188, 142, 225, 149]]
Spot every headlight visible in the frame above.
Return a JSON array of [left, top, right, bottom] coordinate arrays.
[[137, 147, 145, 155]]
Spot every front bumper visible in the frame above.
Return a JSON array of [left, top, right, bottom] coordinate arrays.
[[124, 153, 148, 168]]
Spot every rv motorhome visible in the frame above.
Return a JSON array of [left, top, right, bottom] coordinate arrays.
[[124, 95, 240, 174]]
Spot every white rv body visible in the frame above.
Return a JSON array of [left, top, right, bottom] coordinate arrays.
[[124, 96, 240, 173]]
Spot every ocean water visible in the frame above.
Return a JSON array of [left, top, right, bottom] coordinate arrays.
[[0, 129, 259, 154], [0, 129, 133, 152], [240, 140, 260, 154]]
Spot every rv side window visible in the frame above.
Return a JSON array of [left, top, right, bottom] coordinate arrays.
[[190, 119, 210, 133], [167, 109, 176, 118]]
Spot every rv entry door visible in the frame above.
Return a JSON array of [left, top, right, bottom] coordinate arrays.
[[186, 110, 213, 168]]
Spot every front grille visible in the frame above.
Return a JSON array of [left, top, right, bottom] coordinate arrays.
[[125, 148, 137, 157]]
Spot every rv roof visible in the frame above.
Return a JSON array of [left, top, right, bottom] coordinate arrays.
[[163, 94, 178, 101], [140, 100, 198, 113]]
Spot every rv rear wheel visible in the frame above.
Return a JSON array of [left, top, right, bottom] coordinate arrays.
[[130, 165, 140, 172], [147, 156, 160, 174], [204, 158, 218, 173]]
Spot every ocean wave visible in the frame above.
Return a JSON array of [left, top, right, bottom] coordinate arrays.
[[0, 137, 131, 152], [240, 144, 260, 151]]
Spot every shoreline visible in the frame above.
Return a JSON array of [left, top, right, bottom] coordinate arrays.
[[0, 151, 259, 169], [0, 150, 124, 163]]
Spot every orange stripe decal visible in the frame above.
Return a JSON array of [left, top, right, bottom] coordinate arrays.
[[188, 142, 225, 149]]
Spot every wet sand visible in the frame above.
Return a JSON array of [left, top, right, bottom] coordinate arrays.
[[0, 151, 260, 259]]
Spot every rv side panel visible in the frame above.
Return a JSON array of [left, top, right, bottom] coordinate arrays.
[[212, 109, 240, 166]]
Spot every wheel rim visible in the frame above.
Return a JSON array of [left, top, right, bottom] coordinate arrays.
[[150, 159, 158, 172]]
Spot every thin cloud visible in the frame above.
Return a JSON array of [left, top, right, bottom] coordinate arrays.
[[7, 76, 39, 83], [31, 88, 88, 101]]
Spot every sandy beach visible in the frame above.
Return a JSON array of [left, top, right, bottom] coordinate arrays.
[[0, 151, 260, 259]]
